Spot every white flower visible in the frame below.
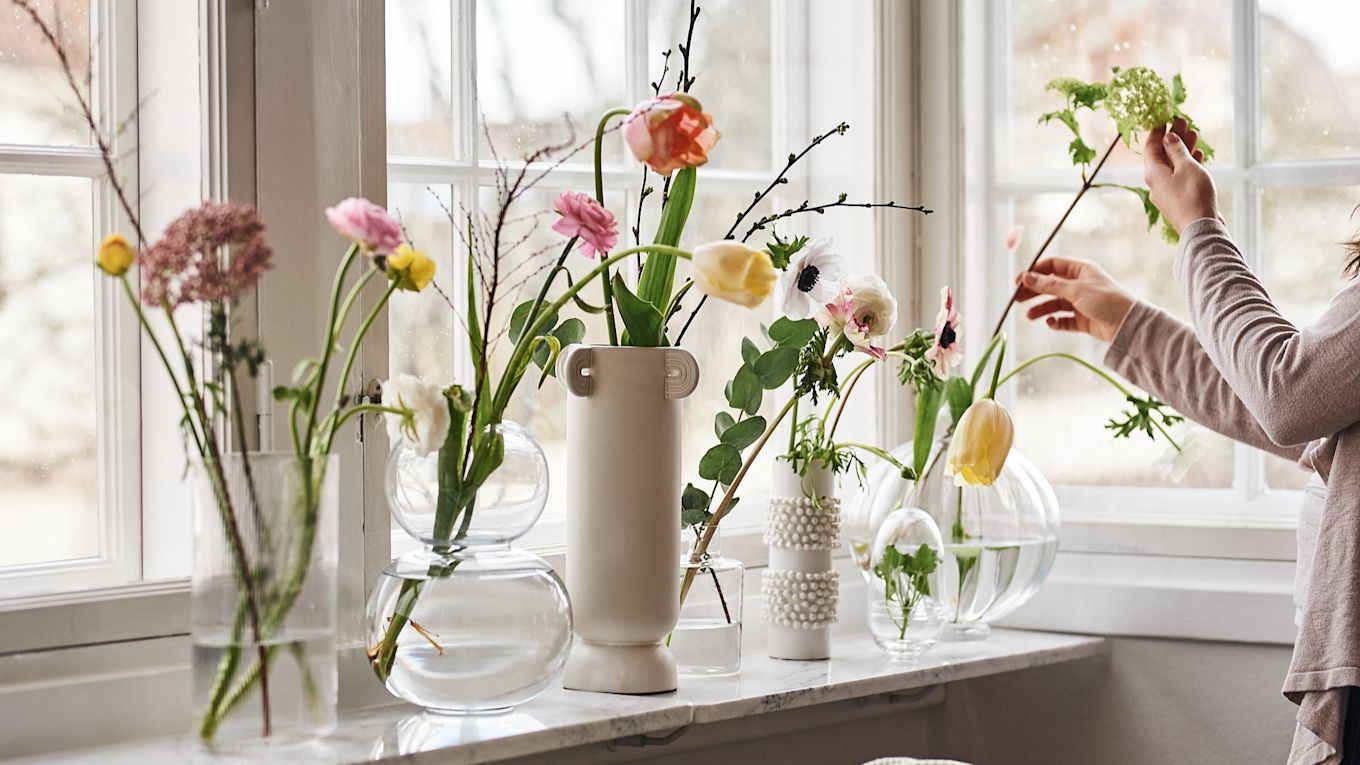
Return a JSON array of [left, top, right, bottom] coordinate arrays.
[[1155, 425, 1207, 483], [844, 273, 897, 338], [777, 238, 847, 319], [381, 374, 451, 457]]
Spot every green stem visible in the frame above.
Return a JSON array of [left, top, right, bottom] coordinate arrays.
[[321, 281, 400, 454], [303, 244, 360, 452], [594, 108, 630, 346], [985, 337, 1006, 399]]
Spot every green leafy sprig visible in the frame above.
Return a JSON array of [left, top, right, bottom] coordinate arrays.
[[874, 542, 940, 640]]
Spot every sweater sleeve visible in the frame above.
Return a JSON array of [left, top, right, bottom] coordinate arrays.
[[1176, 217, 1360, 447], [1104, 299, 1306, 462]]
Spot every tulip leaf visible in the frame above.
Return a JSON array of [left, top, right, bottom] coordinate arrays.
[[727, 364, 762, 415], [753, 347, 800, 389], [913, 378, 944, 478], [714, 411, 736, 439], [611, 274, 667, 347], [698, 443, 742, 486], [637, 165, 697, 313], [769, 317, 818, 349], [720, 415, 767, 450], [510, 299, 557, 344], [944, 376, 974, 427], [741, 337, 761, 366]]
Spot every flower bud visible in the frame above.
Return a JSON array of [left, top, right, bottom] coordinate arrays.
[[946, 399, 1015, 486], [623, 93, 720, 176], [97, 233, 134, 276], [691, 241, 776, 309]]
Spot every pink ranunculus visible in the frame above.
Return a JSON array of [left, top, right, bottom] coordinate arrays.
[[622, 93, 720, 176], [924, 286, 963, 376], [815, 287, 886, 360], [325, 197, 404, 255], [551, 190, 618, 259]]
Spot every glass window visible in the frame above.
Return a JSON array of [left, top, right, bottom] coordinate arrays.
[[1260, 0, 1360, 161]]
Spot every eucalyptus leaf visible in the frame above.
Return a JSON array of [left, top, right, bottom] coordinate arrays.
[[727, 365, 762, 415], [754, 347, 800, 389], [681, 483, 711, 512], [768, 316, 818, 349], [719, 415, 766, 450], [740, 337, 761, 366], [510, 299, 557, 344], [698, 443, 742, 486], [714, 411, 736, 440]]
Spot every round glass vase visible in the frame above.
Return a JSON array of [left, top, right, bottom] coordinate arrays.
[[672, 529, 744, 676], [865, 507, 946, 662], [191, 452, 338, 749], [368, 419, 572, 713]]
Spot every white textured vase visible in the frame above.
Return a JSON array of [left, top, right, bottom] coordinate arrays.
[[556, 345, 700, 694], [762, 459, 840, 660]]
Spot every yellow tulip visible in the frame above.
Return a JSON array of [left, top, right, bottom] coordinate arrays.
[[386, 244, 435, 292], [97, 233, 134, 276], [691, 241, 777, 309], [946, 398, 1015, 487]]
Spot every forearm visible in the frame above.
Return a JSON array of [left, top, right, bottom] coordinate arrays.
[[1104, 300, 1305, 462]]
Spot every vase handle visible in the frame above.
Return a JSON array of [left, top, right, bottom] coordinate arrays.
[[664, 348, 700, 400], [557, 344, 593, 397]]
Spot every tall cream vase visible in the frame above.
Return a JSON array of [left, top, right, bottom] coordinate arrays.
[[556, 344, 701, 694], [762, 459, 840, 659]]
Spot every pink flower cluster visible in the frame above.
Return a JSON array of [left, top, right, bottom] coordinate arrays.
[[552, 191, 618, 259], [140, 202, 272, 309], [326, 197, 404, 255]]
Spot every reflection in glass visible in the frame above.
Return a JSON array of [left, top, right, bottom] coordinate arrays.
[[1260, 0, 1360, 160]]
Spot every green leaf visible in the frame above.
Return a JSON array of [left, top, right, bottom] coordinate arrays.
[[727, 365, 762, 415], [531, 317, 586, 374], [714, 411, 736, 440], [698, 443, 742, 486], [1099, 184, 1160, 230], [943, 376, 974, 426], [563, 271, 606, 314], [768, 317, 818, 349], [765, 233, 809, 270], [510, 299, 557, 344], [1171, 72, 1187, 107], [740, 337, 761, 366], [681, 483, 711, 512], [912, 378, 944, 478], [681, 506, 710, 528], [720, 415, 767, 450], [638, 165, 697, 311], [611, 274, 667, 347], [1068, 137, 1096, 166], [753, 347, 800, 389]]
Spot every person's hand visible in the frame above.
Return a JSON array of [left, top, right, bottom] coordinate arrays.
[[1144, 117, 1218, 235], [1015, 257, 1136, 343]]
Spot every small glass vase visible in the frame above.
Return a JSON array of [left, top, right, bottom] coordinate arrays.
[[672, 530, 744, 676], [191, 452, 338, 748], [865, 507, 946, 662]]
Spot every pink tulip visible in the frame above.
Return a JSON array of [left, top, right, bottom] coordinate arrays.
[[325, 197, 403, 255], [622, 93, 721, 176], [551, 191, 618, 259], [925, 286, 963, 376]]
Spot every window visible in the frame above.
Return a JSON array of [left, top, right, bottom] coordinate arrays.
[[385, 0, 882, 548], [972, 0, 1360, 518], [0, 1, 200, 597]]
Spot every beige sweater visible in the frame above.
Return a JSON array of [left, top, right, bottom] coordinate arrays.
[[1104, 217, 1360, 764]]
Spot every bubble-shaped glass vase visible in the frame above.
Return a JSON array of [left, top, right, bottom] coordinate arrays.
[[865, 507, 946, 662], [847, 435, 1059, 641], [368, 420, 570, 713]]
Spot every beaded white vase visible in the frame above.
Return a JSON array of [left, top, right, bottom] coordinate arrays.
[[762, 459, 839, 660]]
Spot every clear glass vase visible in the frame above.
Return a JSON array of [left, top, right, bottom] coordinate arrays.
[[672, 530, 744, 676], [369, 419, 572, 712], [865, 507, 946, 662], [191, 452, 338, 748], [366, 546, 572, 713]]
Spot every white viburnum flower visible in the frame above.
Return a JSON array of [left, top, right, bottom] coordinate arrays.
[[778, 238, 847, 319], [381, 374, 451, 457]]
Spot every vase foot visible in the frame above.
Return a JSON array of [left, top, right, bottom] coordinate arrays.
[[562, 640, 677, 694], [943, 622, 991, 641], [766, 624, 831, 660]]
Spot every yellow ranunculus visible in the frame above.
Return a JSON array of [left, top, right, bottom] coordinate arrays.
[[97, 233, 135, 276], [691, 241, 777, 309], [946, 398, 1015, 487], [386, 244, 435, 292]]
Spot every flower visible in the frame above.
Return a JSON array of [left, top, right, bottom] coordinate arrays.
[[1104, 66, 1173, 138], [381, 375, 451, 457], [97, 233, 134, 276], [817, 274, 898, 359], [946, 399, 1015, 487], [1005, 224, 1024, 252], [691, 241, 777, 308], [924, 286, 963, 376], [551, 190, 618, 259], [140, 202, 272, 309], [386, 244, 436, 292], [623, 93, 721, 176], [1154, 425, 1206, 483], [777, 238, 846, 319], [325, 197, 403, 255]]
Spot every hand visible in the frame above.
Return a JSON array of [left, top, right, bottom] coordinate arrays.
[[1015, 257, 1136, 343], [1144, 117, 1218, 235]]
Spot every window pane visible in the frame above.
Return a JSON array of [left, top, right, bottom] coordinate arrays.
[[647, 0, 773, 173], [1008, 0, 1234, 171], [388, 183, 458, 381], [387, 2, 460, 160], [0, 174, 97, 566], [476, 0, 625, 161], [1260, 0, 1360, 161], [1007, 189, 1234, 488], [0, 0, 92, 146], [1261, 185, 1360, 489]]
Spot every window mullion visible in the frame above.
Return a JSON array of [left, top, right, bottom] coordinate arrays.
[[1232, 0, 1266, 501]]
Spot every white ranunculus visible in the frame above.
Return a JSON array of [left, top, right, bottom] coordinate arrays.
[[381, 374, 451, 457], [844, 273, 898, 339], [778, 238, 847, 319]]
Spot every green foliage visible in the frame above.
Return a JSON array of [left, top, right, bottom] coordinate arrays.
[[1040, 76, 1107, 167], [874, 542, 941, 639], [912, 377, 944, 478], [944, 376, 974, 427], [895, 330, 938, 391], [636, 166, 697, 321], [612, 274, 667, 347], [769, 316, 819, 348], [714, 411, 736, 439], [1106, 394, 1184, 441], [754, 347, 800, 389], [794, 328, 839, 403], [765, 232, 810, 270], [720, 415, 767, 450], [699, 443, 743, 485], [726, 364, 763, 415]]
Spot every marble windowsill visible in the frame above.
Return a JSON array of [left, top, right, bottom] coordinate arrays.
[[27, 628, 1104, 765]]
